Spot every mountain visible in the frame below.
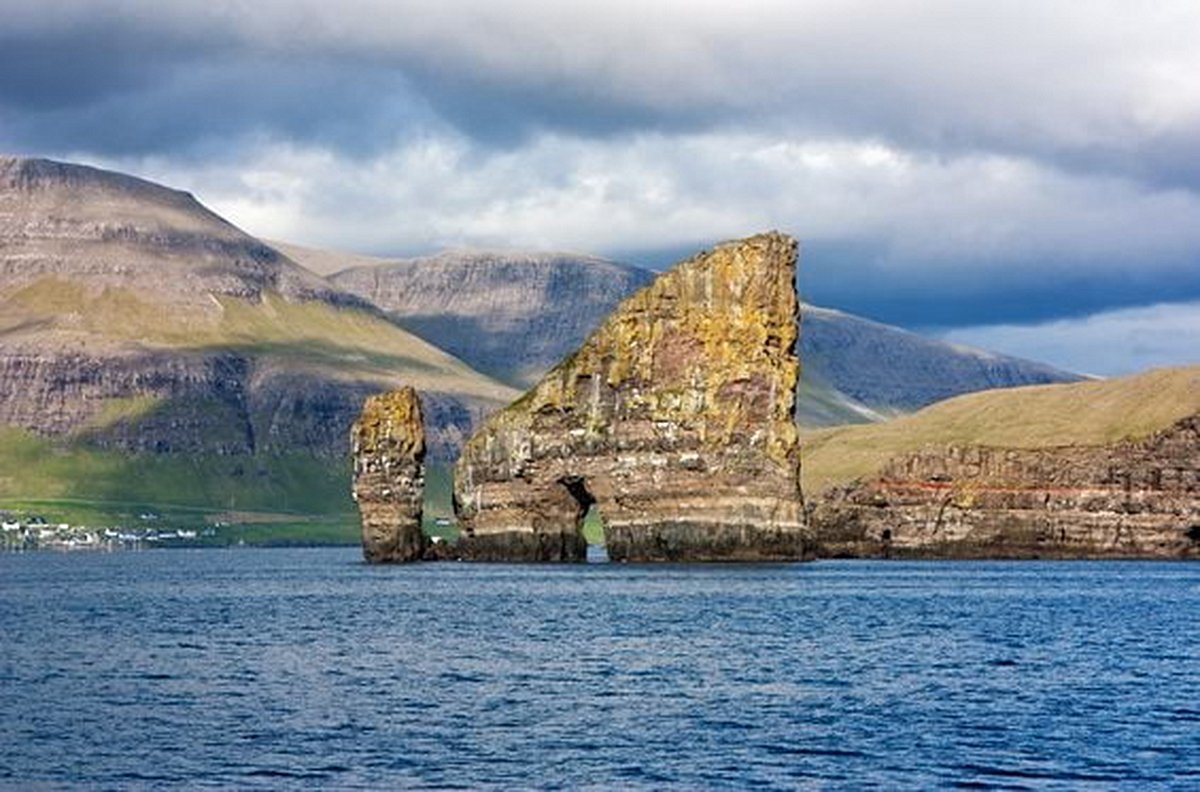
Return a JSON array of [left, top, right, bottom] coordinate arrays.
[[798, 304, 1083, 421], [282, 244, 1082, 426], [300, 244, 655, 387], [0, 157, 516, 534]]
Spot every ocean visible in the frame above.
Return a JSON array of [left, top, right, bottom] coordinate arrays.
[[2, 548, 1198, 788]]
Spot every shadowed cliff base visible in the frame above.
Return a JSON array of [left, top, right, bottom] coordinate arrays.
[[451, 232, 810, 562]]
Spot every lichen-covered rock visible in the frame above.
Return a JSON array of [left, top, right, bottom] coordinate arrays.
[[812, 415, 1200, 558], [453, 232, 809, 562], [351, 387, 427, 563]]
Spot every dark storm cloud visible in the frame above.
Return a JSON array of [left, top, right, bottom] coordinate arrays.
[[0, 22, 440, 157], [798, 243, 1200, 330], [1, 0, 1197, 372], [0, 13, 710, 156], [403, 68, 713, 149], [0, 28, 161, 111], [2, 1, 1198, 188]]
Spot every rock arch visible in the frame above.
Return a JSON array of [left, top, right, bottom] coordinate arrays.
[[453, 232, 809, 562]]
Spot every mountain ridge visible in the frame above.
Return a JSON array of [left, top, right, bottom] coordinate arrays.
[[280, 242, 1083, 425]]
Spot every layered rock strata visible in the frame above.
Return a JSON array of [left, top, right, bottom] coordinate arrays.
[[351, 387, 427, 563], [812, 415, 1200, 558], [453, 232, 810, 562]]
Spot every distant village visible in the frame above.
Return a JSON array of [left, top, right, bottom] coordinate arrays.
[[1, 511, 214, 551]]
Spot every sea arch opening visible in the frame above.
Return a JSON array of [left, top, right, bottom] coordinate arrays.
[[556, 474, 609, 562]]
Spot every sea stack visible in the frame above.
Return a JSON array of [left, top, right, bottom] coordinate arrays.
[[453, 232, 809, 561], [351, 387, 427, 563]]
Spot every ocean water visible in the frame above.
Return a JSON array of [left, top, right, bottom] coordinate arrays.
[[2, 549, 1199, 789]]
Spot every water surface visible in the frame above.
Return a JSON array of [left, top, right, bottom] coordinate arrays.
[[3, 549, 1198, 788]]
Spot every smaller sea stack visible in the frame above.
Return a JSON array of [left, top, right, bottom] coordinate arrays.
[[351, 387, 427, 563]]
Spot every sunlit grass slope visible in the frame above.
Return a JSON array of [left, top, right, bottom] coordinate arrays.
[[802, 366, 1200, 496], [1, 278, 517, 400]]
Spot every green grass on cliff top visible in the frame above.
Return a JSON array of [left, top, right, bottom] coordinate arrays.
[[802, 365, 1200, 496]]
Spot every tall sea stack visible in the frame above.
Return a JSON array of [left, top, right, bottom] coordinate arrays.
[[453, 232, 809, 562], [351, 387, 427, 563]]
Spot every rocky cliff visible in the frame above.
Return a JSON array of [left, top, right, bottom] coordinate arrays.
[[807, 368, 1200, 558], [351, 387, 427, 563], [0, 345, 489, 460], [813, 415, 1200, 558], [453, 232, 809, 562]]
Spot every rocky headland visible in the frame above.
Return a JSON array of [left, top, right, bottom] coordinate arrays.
[[452, 232, 810, 562], [807, 368, 1200, 558], [351, 387, 427, 563]]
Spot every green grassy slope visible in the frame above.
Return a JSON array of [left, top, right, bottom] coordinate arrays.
[[802, 366, 1200, 496], [0, 426, 356, 539], [2, 281, 518, 401], [0, 431, 471, 545]]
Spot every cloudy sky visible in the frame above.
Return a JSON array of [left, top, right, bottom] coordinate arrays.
[[2, 0, 1197, 375]]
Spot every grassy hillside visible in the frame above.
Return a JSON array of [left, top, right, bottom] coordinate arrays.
[[2, 280, 517, 400], [0, 426, 356, 538], [802, 366, 1200, 495], [0, 158, 526, 543], [0, 429, 475, 545]]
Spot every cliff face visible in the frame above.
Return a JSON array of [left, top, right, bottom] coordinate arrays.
[[813, 415, 1200, 558], [351, 387, 427, 563], [453, 232, 809, 562], [0, 347, 487, 460]]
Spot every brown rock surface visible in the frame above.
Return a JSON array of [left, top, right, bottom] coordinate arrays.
[[351, 387, 427, 563], [812, 414, 1200, 558], [453, 232, 809, 562]]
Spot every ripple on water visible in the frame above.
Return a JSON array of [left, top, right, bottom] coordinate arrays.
[[2, 551, 1199, 787]]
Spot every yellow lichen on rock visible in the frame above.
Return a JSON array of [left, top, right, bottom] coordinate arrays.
[[352, 388, 425, 460], [351, 386, 427, 563], [453, 232, 808, 562]]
